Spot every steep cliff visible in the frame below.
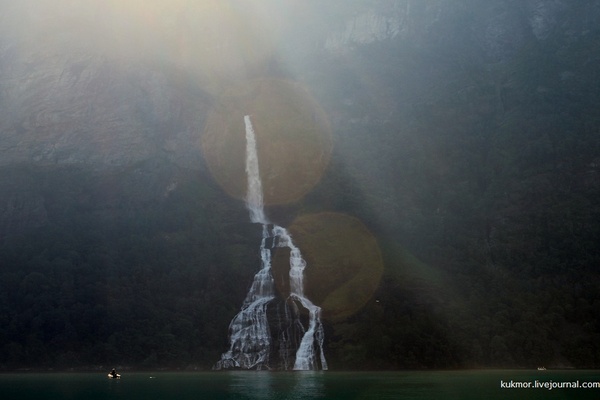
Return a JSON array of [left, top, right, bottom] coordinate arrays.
[[1, 0, 599, 369], [0, 37, 207, 168], [1, 0, 596, 171]]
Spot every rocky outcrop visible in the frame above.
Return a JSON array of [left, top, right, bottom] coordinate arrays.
[[320, 0, 600, 62], [325, 9, 403, 52]]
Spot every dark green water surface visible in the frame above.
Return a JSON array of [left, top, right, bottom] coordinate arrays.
[[0, 370, 598, 399]]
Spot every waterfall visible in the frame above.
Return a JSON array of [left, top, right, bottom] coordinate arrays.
[[274, 226, 328, 371], [213, 223, 274, 370], [244, 115, 267, 224], [213, 115, 327, 371]]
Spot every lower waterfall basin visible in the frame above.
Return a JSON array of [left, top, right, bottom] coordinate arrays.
[[1, 370, 598, 400]]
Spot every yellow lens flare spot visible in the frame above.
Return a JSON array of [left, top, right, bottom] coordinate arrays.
[[272, 212, 384, 321], [202, 78, 332, 205]]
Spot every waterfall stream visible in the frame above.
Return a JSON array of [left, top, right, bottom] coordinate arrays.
[[214, 115, 327, 371]]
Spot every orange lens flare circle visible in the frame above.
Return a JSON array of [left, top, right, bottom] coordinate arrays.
[[202, 78, 332, 206], [273, 212, 384, 321]]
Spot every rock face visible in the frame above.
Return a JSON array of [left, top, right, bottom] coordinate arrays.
[[1, 0, 597, 169], [319, 0, 600, 61], [0, 49, 207, 168], [0, 0, 598, 238], [0, 0, 599, 371], [0, 1, 209, 169], [324, 8, 404, 52]]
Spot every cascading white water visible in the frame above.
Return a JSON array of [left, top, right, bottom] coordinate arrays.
[[214, 221, 274, 370], [214, 115, 327, 371], [274, 226, 328, 371], [213, 116, 274, 370], [244, 115, 267, 224]]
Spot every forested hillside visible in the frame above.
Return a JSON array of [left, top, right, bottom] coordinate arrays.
[[1, 0, 599, 370]]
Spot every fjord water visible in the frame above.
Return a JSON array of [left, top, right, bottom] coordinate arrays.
[[1, 370, 598, 400]]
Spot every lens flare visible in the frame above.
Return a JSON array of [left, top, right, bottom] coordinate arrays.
[[202, 78, 332, 205], [272, 212, 384, 321]]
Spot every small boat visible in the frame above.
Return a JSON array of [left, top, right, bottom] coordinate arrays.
[[537, 367, 546, 371], [108, 369, 121, 379]]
